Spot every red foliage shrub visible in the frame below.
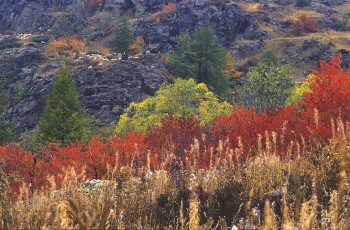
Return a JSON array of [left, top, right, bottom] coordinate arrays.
[[210, 54, 349, 158], [146, 116, 203, 169], [301, 53, 350, 133], [47, 133, 148, 180], [291, 15, 319, 36], [0, 145, 49, 196]]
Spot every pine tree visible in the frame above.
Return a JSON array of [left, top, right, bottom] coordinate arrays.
[[135, 4, 145, 18], [0, 78, 12, 144], [168, 27, 229, 96], [36, 67, 87, 145], [110, 17, 134, 59]]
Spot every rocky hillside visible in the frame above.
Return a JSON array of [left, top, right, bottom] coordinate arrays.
[[0, 0, 350, 137], [0, 44, 166, 135], [0, 0, 259, 50]]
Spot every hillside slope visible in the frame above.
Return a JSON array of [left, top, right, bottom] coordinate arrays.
[[0, 0, 349, 137]]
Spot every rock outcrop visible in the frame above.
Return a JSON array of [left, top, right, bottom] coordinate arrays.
[[135, 1, 258, 52], [0, 44, 167, 135], [0, 0, 259, 50]]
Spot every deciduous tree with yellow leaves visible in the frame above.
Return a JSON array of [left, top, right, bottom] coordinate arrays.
[[116, 78, 232, 136]]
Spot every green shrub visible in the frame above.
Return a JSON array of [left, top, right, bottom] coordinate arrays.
[[30, 36, 50, 43], [0, 41, 21, 50], [237, 61, 294, 111], [335, 15, 350, 31], [294, 0, 311, 7]]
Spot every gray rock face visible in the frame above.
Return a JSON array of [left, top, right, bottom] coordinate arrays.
[[231, 41, 265, 59], [0, 0, 261, 52], [0, 0, 124, 33], [318, 0, 347, 7], [136, 1, 258, 52], [0, 0, 74, 33], [0, 46, 167, 135]]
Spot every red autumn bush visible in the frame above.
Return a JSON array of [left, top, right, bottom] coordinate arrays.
[[291, 15, 319, 36], [146, 116, 203, 169], [0, 145, 49, 196], [301, 53, 350, 120]]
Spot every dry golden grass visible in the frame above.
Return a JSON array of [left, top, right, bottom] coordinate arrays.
[[280, 8, 324, 21], [334, 3, 350, 14], [236, 2, 261, 12], [234, 30, 350, 82], [1, 125, 350, 229]]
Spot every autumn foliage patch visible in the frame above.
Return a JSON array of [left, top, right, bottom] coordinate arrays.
[[291, 15, 319, 36], [45, 36, 86, 56], [129, 36, 146, 54], [1, 54, 350, 196], [145, 3, 176, 23]]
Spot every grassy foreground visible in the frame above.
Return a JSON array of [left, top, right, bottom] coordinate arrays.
[[1, 130, 349, 230]]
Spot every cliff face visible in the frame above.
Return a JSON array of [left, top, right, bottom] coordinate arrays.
[[0, 0, 76, 33], [134, 0, 258, 52], [0, 0, 258, 45], [0, 44, 166, 135]]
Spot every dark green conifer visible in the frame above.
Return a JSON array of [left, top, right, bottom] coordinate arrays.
[[0, 78, 12, 144], [36, 67, 87, 145], [168, 27, 229, 96], [110, 17, 134, 58]]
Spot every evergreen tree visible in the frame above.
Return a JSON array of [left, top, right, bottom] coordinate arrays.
[[0, 78, 12, 144], [36, 67, 87, 145], [110, 17, 134, 59], [168, 27, 229, 96], [135, 4, 145, 18]]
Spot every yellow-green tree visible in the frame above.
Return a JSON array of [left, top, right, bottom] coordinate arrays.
[[287, 74, 315, 106], [116, 78, 232, 136], [237, 62, 294, 112]]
